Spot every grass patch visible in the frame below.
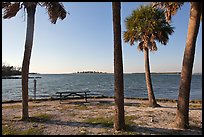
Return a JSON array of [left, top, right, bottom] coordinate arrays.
[[83, 116, 114, 127], [189, 103, 202, 109], [35, 113, 53, 119], [74, 104, 88, 110], [125, 115, 136, 125], [18, 127, 44, 135], [157, 98, 177, 103], [2, 125, 44, 135], [83, 115, 136, 128], [2, 125, 17, 135], [28, 113, 53, 122], [29, 104, 51, 109], [68, 112, 77, 117], [2, 104, 21, 109], [2, 104, 50, 109], [189, 100, 202, 104]]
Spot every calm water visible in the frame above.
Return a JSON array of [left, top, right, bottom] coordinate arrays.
[[2, 73, 202, 101]]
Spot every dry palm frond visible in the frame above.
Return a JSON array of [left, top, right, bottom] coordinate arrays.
[[137, 41, 144, 51], [152, 2, 184, 23], [2, 2, 11, 8], [42, 2, 68, 24], [2, 2, 21, 19], [150, 41, 157, 51]]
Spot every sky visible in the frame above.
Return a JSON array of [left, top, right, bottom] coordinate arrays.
[[2, 2, 202, 74]]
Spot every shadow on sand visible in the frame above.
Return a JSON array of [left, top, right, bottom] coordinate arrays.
[[15, 116, 202, 135]]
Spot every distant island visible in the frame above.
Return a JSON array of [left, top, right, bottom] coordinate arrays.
[[151, 72, 181, 74], [76, 71, 108, 74], [29, 72, 40, 74], [130, 72, 181, 75]]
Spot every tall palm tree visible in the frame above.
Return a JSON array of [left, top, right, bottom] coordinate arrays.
[[152, 2, 184, 23], [123, 5, 174, 107], [112, 2, 125, 131], [2, 2, 67, 120], [153, 2, 202, 129]]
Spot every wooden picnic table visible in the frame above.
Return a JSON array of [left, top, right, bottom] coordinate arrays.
[[56, 91, 91, 103]]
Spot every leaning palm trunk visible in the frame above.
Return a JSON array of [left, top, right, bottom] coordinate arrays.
[[21, 4, 36, 120], [112, 2, 125, 131], [144, 47, 160, 107], [175, 2, 201, 129]]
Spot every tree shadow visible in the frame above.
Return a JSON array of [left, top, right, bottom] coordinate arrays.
[[13, 116, 201, 135], [60, 99, 115, 106], [159, 106, 177, 109], [125, 124, 202, 135], [189, 108, 202, 110]]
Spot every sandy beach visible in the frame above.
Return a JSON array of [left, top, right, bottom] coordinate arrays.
[[2, 97, 202, 135]]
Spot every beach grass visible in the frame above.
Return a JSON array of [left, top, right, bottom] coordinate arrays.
[[2, 97, 202, 135], [2, 124, 44, 135]]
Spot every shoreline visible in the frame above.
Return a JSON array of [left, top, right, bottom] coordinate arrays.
[[2, 96, 202, 104]]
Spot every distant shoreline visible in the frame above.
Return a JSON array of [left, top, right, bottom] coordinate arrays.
[[2, 72, 202, 77], [22, 72, 202, 75], [2, 96, 202, 104], [2, 76, 42, 79]]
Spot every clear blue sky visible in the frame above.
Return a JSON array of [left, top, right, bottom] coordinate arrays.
[[2, 2, 202, 74]]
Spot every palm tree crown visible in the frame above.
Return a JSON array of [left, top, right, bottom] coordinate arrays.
[[2, 2, 68, 24], [123, 5, 174, 52], [152, 2, 184, 22]]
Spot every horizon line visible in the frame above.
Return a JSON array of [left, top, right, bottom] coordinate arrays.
[[30, 71, 202, 75]]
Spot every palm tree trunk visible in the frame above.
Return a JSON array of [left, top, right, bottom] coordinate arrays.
[[112, 2, 125, 131], [175, 2, 201, 129], [21, 4, 36, 120], [144, 47, 159, 107]]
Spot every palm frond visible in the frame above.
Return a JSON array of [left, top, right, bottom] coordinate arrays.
[[137, 41, 144, 51], [152, 2, 184, 22], [42, 2, 68, 24], [2, 2, 21, 19], [2, 2, 11, 8], [123, 4, 174, 52], [150, 41, 157, 51]]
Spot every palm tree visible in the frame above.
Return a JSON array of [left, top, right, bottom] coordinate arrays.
[[152, 2, 184, 23], [153, 2, 202, 129], [2, 2, 67, 120], [112, 2, 125, 131], [123, 5, 174, 107]]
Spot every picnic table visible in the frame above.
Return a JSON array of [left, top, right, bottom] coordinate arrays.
[[55, 91, 103, 104]]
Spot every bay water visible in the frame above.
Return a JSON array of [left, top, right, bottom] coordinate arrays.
[[2, 73, 202, 101]]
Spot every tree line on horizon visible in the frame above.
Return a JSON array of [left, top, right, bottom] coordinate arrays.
[[2, 63, 21, 76], [2, 1, 202, 133]]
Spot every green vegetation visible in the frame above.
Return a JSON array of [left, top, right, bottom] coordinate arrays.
[[2, 63, 21, 77], [83, 115, 140, 135], [189, 103, 202, 109], [84, 116, 113, 127], [27, 113, 54, 123], [2, 104, 21, 109], [32, 113, 53, 121], [74, 104, 88, 110], [83, 115, 136, 128], [2, 125, 44, 135], [76, 71, 107, 74]]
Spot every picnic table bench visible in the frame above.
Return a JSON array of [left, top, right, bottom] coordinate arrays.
[[55, 91, 103, 104]]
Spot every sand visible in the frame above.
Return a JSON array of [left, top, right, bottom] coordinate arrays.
[[2, 98, 202, 135]]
